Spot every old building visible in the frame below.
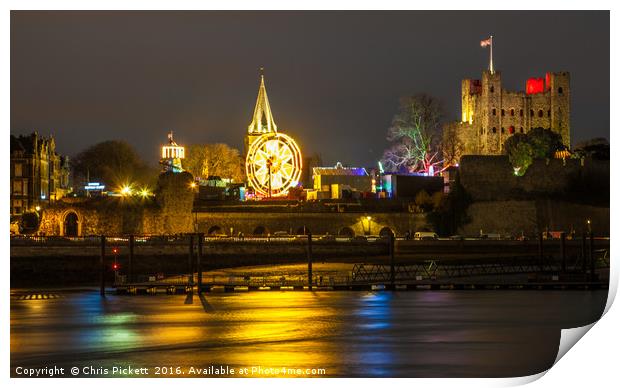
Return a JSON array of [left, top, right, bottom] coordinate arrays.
[[444, 69, 571, 163], [10, 132, 71, 216]]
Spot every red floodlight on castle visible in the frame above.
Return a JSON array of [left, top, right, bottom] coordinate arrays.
[[526, 78, 545, 94]]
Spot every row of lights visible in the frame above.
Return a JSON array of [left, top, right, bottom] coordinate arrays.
[[119, 181, 197, 197], [119, 185, 152, 198]]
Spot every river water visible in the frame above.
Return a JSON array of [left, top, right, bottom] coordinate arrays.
[[10, 289, 607, 378]]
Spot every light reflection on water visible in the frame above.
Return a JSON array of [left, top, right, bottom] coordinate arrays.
[[10, 289, 607, 377]]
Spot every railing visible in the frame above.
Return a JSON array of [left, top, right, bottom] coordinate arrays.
[[9, 234, 389, 245], [351, 252, 611, 283], [114, 272, 351, 287]]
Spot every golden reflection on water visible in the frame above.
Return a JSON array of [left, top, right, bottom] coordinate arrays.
[[213, 292, 341, 376], [11, 289, 608, 377], [11, 291, 345, 376]]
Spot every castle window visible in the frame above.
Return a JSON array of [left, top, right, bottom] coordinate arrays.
[[558, 87, 563, 94], [530, 109, 534, 116], [538, 109, 543, 118], [547, 109, 551, 117], [501, 109, 505, 116], [510, 109, 515, 116], [520, 109, 523, 117], [492, 108, 496, 116], [492, 127, 497, 134], [520, 127, 524, 133], [509, 126, 515, 134], [501, 127, 505, 134], [490, 86, 494, 93], [480, 128, 483, 135]]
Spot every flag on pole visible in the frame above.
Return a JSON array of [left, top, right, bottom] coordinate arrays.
[[480, 37, 492, 47]]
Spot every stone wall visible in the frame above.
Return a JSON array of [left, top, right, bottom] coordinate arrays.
[[458, 155, 609, 203], [37, 198, 430, 237], [37, 197, 164, 236], [155, 171, 195, 234], [196, 211, 429, 237], [461, 199, 609, 236], [37, 172, 196, 236]]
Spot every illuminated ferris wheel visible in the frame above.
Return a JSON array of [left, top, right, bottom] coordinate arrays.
[[246, 132, 302, 197], [244, 69, 303, 198]]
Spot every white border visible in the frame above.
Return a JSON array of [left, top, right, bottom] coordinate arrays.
[[3, 2, 617, 388]]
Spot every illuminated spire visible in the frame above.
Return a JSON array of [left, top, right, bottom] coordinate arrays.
[[248, 67, 278, 134]]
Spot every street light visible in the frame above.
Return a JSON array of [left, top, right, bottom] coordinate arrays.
[[139, 188, 151, 198], [120, 185, 132, 196], [364, 216, 372, 235]]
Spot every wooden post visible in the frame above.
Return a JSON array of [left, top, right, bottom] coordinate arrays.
[[581, 231, 587, 274], [197, 233, 203, 293], [100, 235, 106, 297], [589, 232, 595, 281], [307, 233, 313, 291], [128, 235, 134, 283], [560, 232, 566, 273], [538, 231, 544, 272], [188, 234, 194, 287], [389, 233, 395, 289]]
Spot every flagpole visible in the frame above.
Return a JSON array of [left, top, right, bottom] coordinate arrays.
[[489, 35, 494, 74]]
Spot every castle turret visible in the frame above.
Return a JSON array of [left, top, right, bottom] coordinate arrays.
[[480, 70, 503, 154], [547, 72, 571, 146]]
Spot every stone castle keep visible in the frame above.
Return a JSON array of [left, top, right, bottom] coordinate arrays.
[[446, 70, 571, 158]]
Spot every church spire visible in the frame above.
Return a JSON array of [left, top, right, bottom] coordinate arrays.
[[248, 67, 278, 134]]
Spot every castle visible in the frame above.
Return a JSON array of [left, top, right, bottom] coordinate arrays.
[[444, 69, 571, 163]]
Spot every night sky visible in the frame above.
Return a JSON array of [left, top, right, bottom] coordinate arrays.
[[11, 11, 610, 167]]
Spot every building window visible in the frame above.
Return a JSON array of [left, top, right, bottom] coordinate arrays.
[[501, 109, 505, 116], [509, 126, 515, 134], [558, 87, 563, 94], [13, 180, 23, 195], [14, 163, 23, 177], [520, 109, 523, 117], [13, 200, 23, 215], [547, 109, 551, 117], [492, 127, 497, 134], [530, 109, 534, 117], [520, 127, 524, 133], [538, 109, 543, 118], [490, 86, 494, 93], [492, 108, 496, 116], [480, 128, 484, 135], [501, 127, 506, 134], [510, 109, 515, 116]]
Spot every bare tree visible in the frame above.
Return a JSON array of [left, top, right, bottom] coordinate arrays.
[[382, 94, 444, 174], [441, 124, 464, 167]]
